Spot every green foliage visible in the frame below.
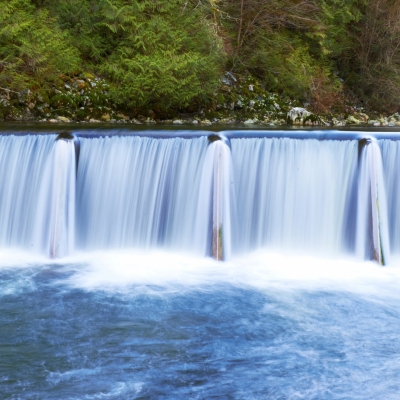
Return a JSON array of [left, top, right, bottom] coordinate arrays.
[[339, 0, 400, 112], [220, 0, 332, 101], [33, 0, 223, 111], [239, 31, 318, 99], [0, 0, 79, 91], [99, 0, 222, 109], [1, 0, 400, 115]]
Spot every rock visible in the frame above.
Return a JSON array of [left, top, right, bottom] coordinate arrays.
[[110, 119, 116, 123], [191, 120, 199, 124], [332, 118, 346, 126], [56, 116, 71, 123], [358, 113, 369, 122], [244, 119, 257, 124], [48, 119, 59, 123], [101, 114, 111, 121], [220, 71, 237, 86], [287, 107, 311, 125], [236, 100, 243, 108], [89, 118, 101, 123], [346, 116, 361, 125], [117, 113, 129, 121], [132, 118, 142, 124], [199, 119, 212, 125], [146, 117, 156, 124], [220, 118, 233, 124], [148, 110, 156, 119], [173, 120, 183, 124], [374, 122, 381, 126]]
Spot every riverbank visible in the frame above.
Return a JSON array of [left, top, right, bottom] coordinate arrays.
[[1, 73, 400, 128]]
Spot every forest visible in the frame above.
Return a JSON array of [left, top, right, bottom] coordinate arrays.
[[1, 0, 400, 121]]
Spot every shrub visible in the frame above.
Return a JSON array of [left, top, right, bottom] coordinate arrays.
[[0, 0, 79, 91]]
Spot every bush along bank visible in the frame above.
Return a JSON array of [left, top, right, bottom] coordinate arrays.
[[1, 72, 399, 127]]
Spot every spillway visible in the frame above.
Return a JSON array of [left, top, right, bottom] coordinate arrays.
[[1, 130, 400, 264], [76, 135, 208, 253], [231, 138, 358, 257]]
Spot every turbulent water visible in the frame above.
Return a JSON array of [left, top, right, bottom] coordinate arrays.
[[1, 131, 400, 398], [1, 251, 400, 399]]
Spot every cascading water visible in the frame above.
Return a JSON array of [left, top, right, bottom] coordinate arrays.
[[356, 139, 390, 264], [3, 130, 400, 399], [76, 136, 209, 254], [230, 138, 358, 257], [0, 131, 399, 263], [380, 139, 400, 255], [0, 134, 56, 252], [35, 136, 77, 258], [195, 139, 233, 260]]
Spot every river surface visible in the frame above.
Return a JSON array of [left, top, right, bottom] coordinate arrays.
[[1, 251, 400, 399]]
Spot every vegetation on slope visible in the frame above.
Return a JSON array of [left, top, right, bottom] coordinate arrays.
[[1, 0, 400, 120]]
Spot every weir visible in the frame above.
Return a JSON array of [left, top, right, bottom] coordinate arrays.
[[0, 129, 399, 264]]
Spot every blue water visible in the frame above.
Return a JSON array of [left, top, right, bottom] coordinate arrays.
[[1, 253, 400, 399]]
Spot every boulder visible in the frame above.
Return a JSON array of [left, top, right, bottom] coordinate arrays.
[[244, 118, 258, 124], [287, 107, 311, 125], [346, 116, 361, 125], [56, 116, 70, 123]]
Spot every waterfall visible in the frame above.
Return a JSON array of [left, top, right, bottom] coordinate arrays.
[[0, 130, 399, 264], [230, 138, 358, 257], [0, 134, 56, 252], [35, 136, 77, 258], [380, 139, 400, 255], [355, 139, 389, 264], [195, 139, 233, 260], [76, 136, 208, 253]]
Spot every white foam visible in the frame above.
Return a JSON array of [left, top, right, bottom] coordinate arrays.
[[41, 250, 400, 300], [1, 247, 399, 300]]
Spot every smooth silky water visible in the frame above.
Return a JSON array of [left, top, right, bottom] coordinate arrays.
[[1, 128, 400, 399]]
